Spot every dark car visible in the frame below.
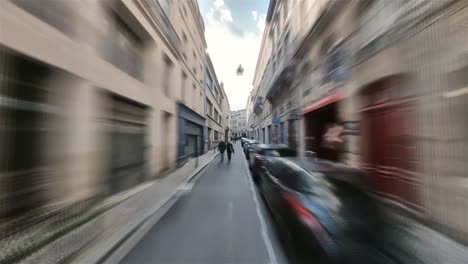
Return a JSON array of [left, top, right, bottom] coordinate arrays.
[[241, 137, 248, 147], [257, 157, 385, 263], [242, 139, 252, 152], [244, 140, 260, 159], [248, 144, 297, 179]]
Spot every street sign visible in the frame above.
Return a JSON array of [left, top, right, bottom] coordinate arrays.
[[272, 117, 280, 124]]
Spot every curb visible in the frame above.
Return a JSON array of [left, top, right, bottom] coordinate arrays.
[[73, 153, 219, 264]]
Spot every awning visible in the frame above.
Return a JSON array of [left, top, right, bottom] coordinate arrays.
[[303, 89, 343, 114]]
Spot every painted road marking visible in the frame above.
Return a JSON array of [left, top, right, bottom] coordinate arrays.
[[242, 156, 278, 264]]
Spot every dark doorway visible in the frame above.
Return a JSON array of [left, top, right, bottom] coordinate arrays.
[[304, 102, 339, 161], [106, 95, 147, 195], [0, 52, 56, 218]]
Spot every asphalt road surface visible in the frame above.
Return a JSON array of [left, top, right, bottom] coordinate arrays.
[[122, 142, 289, 264]]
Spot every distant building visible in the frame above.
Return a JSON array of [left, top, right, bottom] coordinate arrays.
[[204, 55, 230, 149], [230, 109, 247, 138]]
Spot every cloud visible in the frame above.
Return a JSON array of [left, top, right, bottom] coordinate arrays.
[[257, 13, 266, 31], [252, 10, 258, 21], [208, 0, 245, 37], [213, 0, 224, 9], [204, 2, 264, 110], [212, 7, 232, 22]]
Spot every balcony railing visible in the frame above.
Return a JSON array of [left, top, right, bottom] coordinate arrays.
[[140, 0, 181, 54]]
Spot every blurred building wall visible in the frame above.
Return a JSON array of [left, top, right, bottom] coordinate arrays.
[[248, 0, 331, 148], [323, 0, 468, 242], [0, 0, 221, 222], [250, 0, 468, 242]]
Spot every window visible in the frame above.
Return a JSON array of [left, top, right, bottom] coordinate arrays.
[[206, 99, 213, 116], [15, 0, 74, 35], [163, 54, 173, 97], [214, 109, 219, 122], [181, 71, 187, 102], [326, 43, 347, 83], [199, 91, 203, 112], [181, 32, 188, 61], [205, 71, 213, 90], [214, 130, 219, 141], [102, 13, 143, 79], [192, 83, 197, 109]]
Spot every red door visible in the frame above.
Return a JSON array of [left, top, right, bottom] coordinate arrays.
[[361, 79, 422, 210]]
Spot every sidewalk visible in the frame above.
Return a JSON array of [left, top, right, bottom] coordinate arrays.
[[377, 198, 468, 264], [0, 151, 218, 264]]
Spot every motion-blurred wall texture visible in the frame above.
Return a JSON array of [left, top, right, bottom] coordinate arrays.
[[248, 0, 468, 243], [0, 0, 231, 229]]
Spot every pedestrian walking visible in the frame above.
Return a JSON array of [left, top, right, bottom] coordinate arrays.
[[218, 140, 226, 162], [226, 141, 235, 161]]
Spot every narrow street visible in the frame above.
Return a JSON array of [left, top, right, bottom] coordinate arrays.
[[122, 143, 288, 264]]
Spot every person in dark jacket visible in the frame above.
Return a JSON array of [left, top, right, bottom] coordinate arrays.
[[226, 141, 235, 161], [218, 141, 226, 162]]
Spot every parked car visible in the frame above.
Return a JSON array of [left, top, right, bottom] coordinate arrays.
[[241, 137, 248, 147], [242, 139, 255, 154], [257, 157, 385, 263], [248, 144, 297, 179], [244, 140, 260, 159]]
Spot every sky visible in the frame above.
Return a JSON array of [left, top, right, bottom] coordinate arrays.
[[198, 0, 269, 111]]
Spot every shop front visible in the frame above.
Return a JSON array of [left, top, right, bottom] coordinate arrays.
[[177, 103, 205, 163], [303, 89, 342, 161]]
